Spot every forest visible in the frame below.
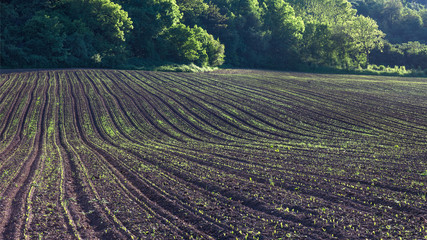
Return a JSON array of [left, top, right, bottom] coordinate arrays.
[[1, 0, 426, 72]]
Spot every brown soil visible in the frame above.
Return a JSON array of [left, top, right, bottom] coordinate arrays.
[[0, 69, 426, 239]]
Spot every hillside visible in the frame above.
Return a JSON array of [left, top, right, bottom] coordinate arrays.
[[0, 69, 426, 239]]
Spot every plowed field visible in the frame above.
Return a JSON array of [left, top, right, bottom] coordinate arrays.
[[0, 69, 426, 239]]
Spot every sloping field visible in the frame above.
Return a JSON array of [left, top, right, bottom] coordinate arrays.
[[0, 69, 426, 239]]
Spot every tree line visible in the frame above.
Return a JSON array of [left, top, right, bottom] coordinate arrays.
[[1, 0, 426, 71], [350, 0, 427, 70]]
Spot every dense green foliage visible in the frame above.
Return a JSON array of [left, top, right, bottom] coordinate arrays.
[[350, 0, 427, 70], [1, 0, 426, 71]]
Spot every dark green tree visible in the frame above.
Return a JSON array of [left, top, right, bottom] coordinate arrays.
[[175, 0, 228, 37], [161, 24, 202, 63], [193, 25, 225, 66], [0, 2, 26, 67], [159, 24, 225, 66], [344, 15, 385, 66], [63, 0, 133, 66], [288, 0, 360, 68], [263, 0, 304, 68], [116, 0, 181, 59], [22, 11, 68, 67]]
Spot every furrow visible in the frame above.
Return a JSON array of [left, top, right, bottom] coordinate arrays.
[[0, 74, 42, 193], [72, 71, 221, 238], [0, 74, 30, 142], [102, 70, 230, 143], [210, 72, 426, 139], [117, 71, 254, 142], [133, 71, 278, 140], [64, 72, 133, 239], [0, 73, 20, 107], [172, 74, 378, 138], [0, 73, 49, 239], [97, 71, 183, 141]]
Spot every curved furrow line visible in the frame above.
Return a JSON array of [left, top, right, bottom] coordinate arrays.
[[74, 71, 284, 239], [84, 149, 243, 238], [70, 72, 209, 238], [0, 74, 20, 106], [59, 73, 119, 239], [101, 70, 232, 143], [92, 71, 185, 141], [123, 71, 260, 139], [212, 73, 427, 138], [145, 73, 277, 142], [70, 72, 220, 238], [75, 143, 216, 239], [59, 72, 427, 218], [83, 70, 204, 143], [112, 70, 230, 142], [76, 71, 179, 147], [91, 69, 200, 140], [98, 71, 180, 141], [0, 73, 17, 97], [1, 70, 425, 239], [129, 73, 426, 216], [48, 72, 83, 239], [156, 141, 368, 169], [145, 130, 379, 166], [22, 73, 62, 239], [0, 74, 43, 191], [85, 71, 156, 141], [82, 140, 297, 239], [135, 150, 340, 239], [150, 144, 324, 184], [118, 70, 264, 142], [198, 91, 372, 141], [0, 73, 11, 89], [289, 87, 427, 136], [137, 71, 293, 141], [166, 73, 317, 116], [167, 76, 345, 139], [0, 72, 49, 239], [73, 118, 344, 240], [150, 73, 331, 141], [78, 71, 246, 239], [186, 73, 391, 136], [164, 73, 307, 115], [0, 79, 36, 158], [0, 74, 30, 143], [61, 70, 148, 239], [128, 72, 248, 140], [135, 71, 296, 141], [201, 83, 378, 137], [139, 142, 404, 221], [60, 131, 131, 239], [63, 137, 187, 239], [9, 73, 51, 239], [62, 72, 134, 239], [255, 92, 416, 140], [152, 73, 364, 141]]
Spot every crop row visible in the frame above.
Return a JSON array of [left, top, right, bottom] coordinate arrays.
[[0, 69, 426, 239]]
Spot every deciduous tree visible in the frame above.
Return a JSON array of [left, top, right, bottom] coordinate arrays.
[[345, 15, 385, 65]]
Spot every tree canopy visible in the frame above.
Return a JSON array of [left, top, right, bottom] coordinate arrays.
[[1, 0, 426, 71]]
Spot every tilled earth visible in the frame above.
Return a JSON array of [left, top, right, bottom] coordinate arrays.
[[0, 69, 426, 239]]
